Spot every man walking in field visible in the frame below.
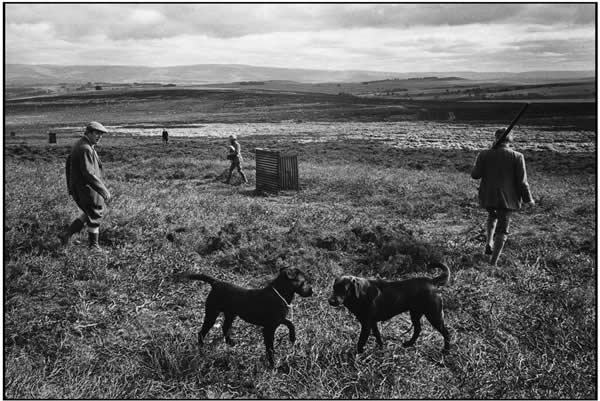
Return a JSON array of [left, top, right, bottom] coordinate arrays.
[[59, 121, 111, 252], [162, 128, 169, 145], [225, 135, 248, 184], [471, 128, 535, 266]]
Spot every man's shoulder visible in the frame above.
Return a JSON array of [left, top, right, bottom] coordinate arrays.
[[493, 146, 523, 156], [74, 137, 92, 149], [502, 147, 524, 158]]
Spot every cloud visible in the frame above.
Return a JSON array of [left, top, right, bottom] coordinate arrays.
[[5, 4, 596, 40], [4, 4, 596, 72]]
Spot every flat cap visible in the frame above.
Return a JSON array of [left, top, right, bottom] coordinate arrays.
[[86, 121, 108, 133]]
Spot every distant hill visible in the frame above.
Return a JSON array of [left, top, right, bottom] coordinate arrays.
[[5, 63, 595, 86]]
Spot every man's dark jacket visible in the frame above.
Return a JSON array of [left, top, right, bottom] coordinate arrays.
[[471, 144, 533, 210]]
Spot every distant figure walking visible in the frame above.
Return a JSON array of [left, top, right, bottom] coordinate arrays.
[[162, 128, 169, 145], [59, 121, 111, 252], [471, 128, 535, 266], [225, 135, 248, 184]]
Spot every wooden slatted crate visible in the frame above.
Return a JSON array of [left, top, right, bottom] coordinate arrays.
[[255, 148, 299, 193]]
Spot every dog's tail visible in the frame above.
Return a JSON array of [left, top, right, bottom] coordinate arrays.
[[185, 273, 216, 285], [429, 262, 450, 287]]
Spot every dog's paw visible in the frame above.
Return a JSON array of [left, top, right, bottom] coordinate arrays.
[[225, 337, 236, 346], [402, 341, 415, 348]]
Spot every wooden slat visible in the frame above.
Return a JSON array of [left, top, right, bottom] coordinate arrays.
[[255, 148, 299, 193], [256, 148, 280, 193]]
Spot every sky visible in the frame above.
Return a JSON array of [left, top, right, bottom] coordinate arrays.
[[4, 3, 596, 73]]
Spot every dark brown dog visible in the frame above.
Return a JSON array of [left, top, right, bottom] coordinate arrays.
[[328, 262, 451, 353], [185, 267, 313, 366]]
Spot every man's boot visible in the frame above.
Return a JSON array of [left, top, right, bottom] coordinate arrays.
[[240, 171, 248, 184], [58, 218, 84, 245], [88, 231, 107, 253], [489, 234, 507, 266]]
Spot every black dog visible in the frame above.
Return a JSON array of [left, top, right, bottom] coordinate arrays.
[[185, 267, 313, 366], [328, 262, 451, 353]]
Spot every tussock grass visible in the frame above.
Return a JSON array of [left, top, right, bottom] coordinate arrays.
[[4, 136, 596, 399]]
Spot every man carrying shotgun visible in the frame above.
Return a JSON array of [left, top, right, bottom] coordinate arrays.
[[471, 105, 535, 266]]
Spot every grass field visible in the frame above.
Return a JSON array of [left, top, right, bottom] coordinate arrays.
[[4, 133, 596, 399], [3, 89, 597, 398]]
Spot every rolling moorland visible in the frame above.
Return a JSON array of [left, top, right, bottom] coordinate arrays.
[[3, 83, 597, 398]]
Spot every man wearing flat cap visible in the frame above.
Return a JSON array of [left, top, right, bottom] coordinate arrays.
[[471, 128, 535, 266], [59, 121, 111, 251]]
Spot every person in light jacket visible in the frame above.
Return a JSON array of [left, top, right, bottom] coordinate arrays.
[[471, 128, 535, 266], [225, 135, 248, 184], [59, 121, 111, 252]]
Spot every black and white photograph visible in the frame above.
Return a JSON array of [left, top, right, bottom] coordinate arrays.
[[3, 2, 596, 399]]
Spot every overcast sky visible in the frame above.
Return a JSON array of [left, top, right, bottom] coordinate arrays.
[[4, 3, 596, 72]]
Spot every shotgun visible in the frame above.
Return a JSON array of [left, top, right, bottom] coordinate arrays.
[[492, 103, 530, 149]]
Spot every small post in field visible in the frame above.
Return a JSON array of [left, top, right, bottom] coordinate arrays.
[[48, 132, 57, 144]]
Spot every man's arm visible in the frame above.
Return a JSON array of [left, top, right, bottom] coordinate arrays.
[[515, 154, 533, 204], [79, 146, 110, 200], [65, 155, 72, 195], [471, 152, 483, 179]]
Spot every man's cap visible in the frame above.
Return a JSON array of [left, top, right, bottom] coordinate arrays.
[[86, 121, 108, 134], [495, 128, 506, 139], [229, 135, 237, 140]]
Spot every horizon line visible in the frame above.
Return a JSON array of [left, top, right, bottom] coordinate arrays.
[[6, 62, 595, 75]]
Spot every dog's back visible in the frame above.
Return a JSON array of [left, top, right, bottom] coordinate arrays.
[[186, 273, 216, 285], [186, 273, 260, 303], [372, 262, 450, 292]]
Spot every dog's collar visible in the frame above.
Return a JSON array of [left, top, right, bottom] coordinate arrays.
[[272, 287, 293, 320]]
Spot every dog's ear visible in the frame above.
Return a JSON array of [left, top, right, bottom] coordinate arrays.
[[351, 277, 369, 299]]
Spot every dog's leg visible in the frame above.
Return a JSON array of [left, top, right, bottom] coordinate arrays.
[[424, 298, 451, 352], [222, 313, 236, 346], [370, 321, 384, 348], [281, 319, 296, 343], [198, 298, 219, 347], [262, 326, 277, 367], [403, 310, 422, 348], [356, 321, 371, 353]]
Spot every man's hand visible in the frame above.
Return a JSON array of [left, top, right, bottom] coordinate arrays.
[[103, 190, 111, 203], [526, 199, 535, 207]]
